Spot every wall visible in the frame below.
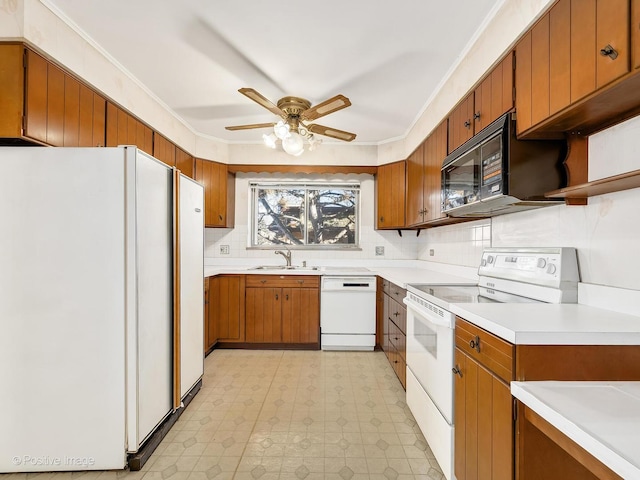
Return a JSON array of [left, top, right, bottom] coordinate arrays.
[[204, 173, 419, 265], [418, 116, 640, 291]]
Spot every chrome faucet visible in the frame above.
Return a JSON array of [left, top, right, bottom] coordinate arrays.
[[274, 249, 292, 267]]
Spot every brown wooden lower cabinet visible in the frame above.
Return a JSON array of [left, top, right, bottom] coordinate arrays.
[[381, 280, 407, 388], [454, 316, 640, 480], [245, 275, 319, 346], [207, 275, 245, 349], [516, 402, 622, 480]]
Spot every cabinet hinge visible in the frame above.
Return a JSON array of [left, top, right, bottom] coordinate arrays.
[[23, 49, 27, 68], [513, 398, 518, 421]]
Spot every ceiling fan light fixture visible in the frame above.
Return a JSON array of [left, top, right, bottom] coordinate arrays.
[[282, 131, 305, 156], [308, 135, 322, 151], [274, 120, 291, 140], [262, 132, 278, 148]]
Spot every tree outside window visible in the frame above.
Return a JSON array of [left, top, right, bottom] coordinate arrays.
[[251, 183, 359, 248]]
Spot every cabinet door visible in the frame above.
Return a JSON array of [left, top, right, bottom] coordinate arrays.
[[63, 75, 80, 147], [46, 62, 65, 147], [0, 44, 24, 139], [153, 133, 176, 167], [430, 120, 448, 221], [245, 287, 282, 342], [515, 31, 533, 134], [423, 121, 448, 223], [549, 0, 571, 115], [78, 83, 94, 146], [455, 348, 513, 480], [454, 348, 467, 480], [203, 277, 210, 352], [474, 74, 492, 132], [376, 160, 406, 229], [571, 0, 597, 102], [209, 275, 244, 344], [595, 0, 629, 88], [448, 93, 474, 153], [531, 14, 551, 126], [176, 147, 195, 178], [634, 0, 640, 69], [281, 287, 319, 344], [24, 49, 48, 143], [405, 144, 425, 226], [195, 158, 234, 228]]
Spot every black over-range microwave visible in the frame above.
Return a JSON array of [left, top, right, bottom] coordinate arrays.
[[441, 113, 567, 217]]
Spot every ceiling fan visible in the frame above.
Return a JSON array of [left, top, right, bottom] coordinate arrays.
[[226, 88, 356, 156]]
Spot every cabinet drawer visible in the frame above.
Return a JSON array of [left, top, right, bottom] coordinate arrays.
[[382, 278, 392, 295], [387, 297, 407, 334], [388, 323, 406, 360], [245, 275, 320, 288], [388, 282, 406, 302], [455, 317, 514, 383]]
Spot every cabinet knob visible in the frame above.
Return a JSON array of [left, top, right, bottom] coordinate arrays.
[[474, 111, 481, 120], [393, 312, 400, 316], [285, 294, 289, 300], [297, 280, 304, 284], [600, 44, 618, 60], [275, 293, 279, 300], [260, 279, 267, 284], [464, 120, 471, 129], [469, 335, 481, 353], [452, 365, 463, 378], [218, 214, 223, 221], [380, 216, 384, 223]]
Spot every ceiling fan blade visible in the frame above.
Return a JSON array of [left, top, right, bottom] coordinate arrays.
[[307, 124, 357, 142], [238, 88, 286, 117], [301, 95, 351, 121], [225, 122, 275, 131]]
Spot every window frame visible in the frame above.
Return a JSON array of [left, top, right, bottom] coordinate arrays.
[[249, 181, 361, 250]]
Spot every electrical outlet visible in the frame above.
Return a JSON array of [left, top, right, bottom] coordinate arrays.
[[429, 249, 435, 257], [375, 246, 384, 256], [220, 244, 230, 255]]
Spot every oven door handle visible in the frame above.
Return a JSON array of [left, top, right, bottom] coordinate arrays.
[[404, 298, 453, 329]]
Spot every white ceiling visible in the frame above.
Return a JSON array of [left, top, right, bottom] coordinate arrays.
[[46, 0, 503, 145]]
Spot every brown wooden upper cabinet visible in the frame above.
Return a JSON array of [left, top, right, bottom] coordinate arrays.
[[516, 0, 631, 136], [0, 45, 105, 147], [176, 147, 195, 178], [105, 101, 153, 155], [634, 0, 640, 69], [448, 53, 514, 153], [406, 120, 448, 226], [194, 158, 235, 228], [375, 160, 406, 229], [153, 133, 176, 167]]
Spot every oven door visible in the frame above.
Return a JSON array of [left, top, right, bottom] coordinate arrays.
[[404, 295, 454, 424]]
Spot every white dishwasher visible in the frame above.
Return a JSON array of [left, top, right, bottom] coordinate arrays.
[[320, 275, 377, 350]]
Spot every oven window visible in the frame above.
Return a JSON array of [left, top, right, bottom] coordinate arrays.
[[414, 315, 437, 358], [442, 147, 480, 211]]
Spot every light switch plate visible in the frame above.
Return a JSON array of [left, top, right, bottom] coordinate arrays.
[[220, 244, 230, 255], [375, 246, 384, 256]]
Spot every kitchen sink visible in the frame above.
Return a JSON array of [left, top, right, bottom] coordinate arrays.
[[250, 265, 319, 271]]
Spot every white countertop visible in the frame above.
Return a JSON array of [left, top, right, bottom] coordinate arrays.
[[204, 264, 477, 288], [512, 381, 640, 479], [449, 303, 640, 345]]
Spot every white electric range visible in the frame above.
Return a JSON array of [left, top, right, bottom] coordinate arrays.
[[403, 247, 580, 480]]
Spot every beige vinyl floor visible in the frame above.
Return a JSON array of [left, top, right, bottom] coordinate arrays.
[[2, 350, 445, 480]]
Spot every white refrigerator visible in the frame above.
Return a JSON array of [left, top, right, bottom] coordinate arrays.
[[0, 146, 204, 472]]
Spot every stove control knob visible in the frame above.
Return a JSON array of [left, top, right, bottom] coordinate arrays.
[[481, 259, 487, 267], [537, 258, 547, 268], [547, 264, 557, 275], [487, 255, 494, 264]]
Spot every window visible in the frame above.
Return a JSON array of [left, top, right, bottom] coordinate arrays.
[[250, 182, 360, 248]]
